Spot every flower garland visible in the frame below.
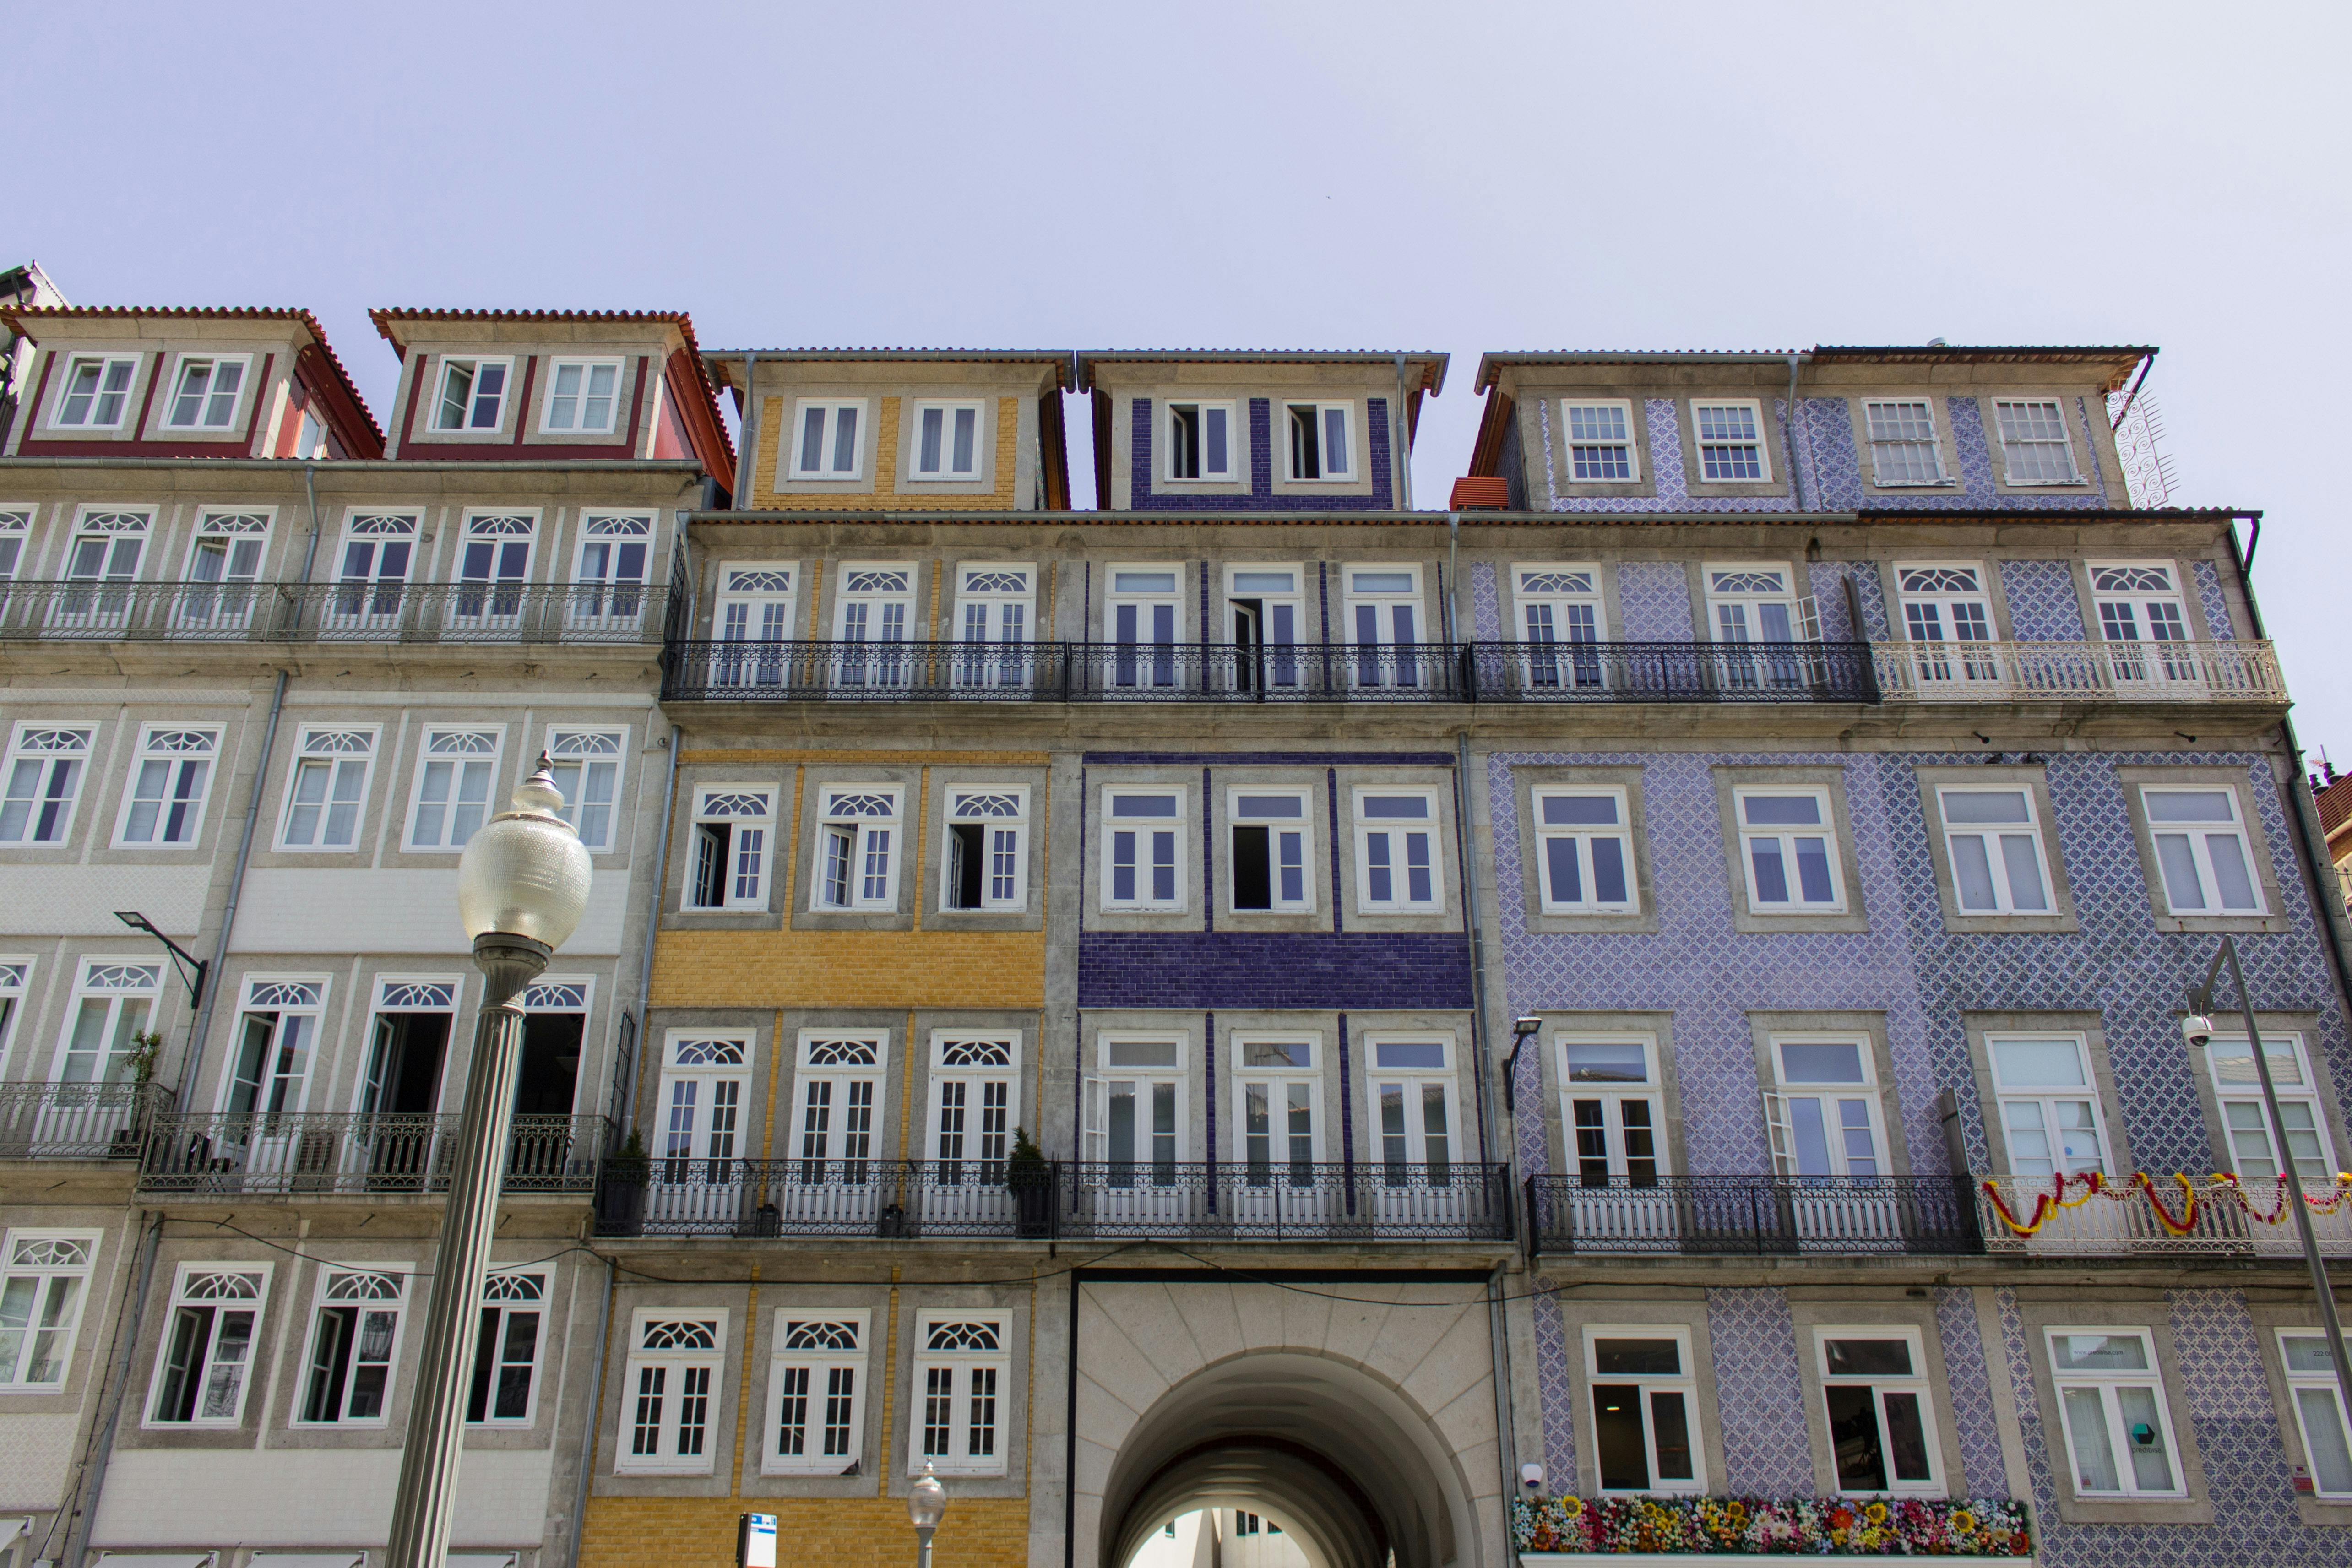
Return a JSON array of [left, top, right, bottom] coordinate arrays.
[[1983, 1169, 2352, 1237], [2132, 1170, 2200, 1235], [1511, 1493, 2032, 1557], [2215, 1171, 2352, 1224], [1979, 1170, 2104, 1237]]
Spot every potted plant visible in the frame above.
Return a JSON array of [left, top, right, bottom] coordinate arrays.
[[598, 1129, 651, 1237], [109, 1031, 165, 1158], [1005, 1126, 1054, 1238]]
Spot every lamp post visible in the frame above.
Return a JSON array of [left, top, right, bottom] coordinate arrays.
[[1501, 1015, 1541, 1115], [2183, 935, 2352, 1455], [908, 1459, 947, 1568], [386, 756, 592, 1568]]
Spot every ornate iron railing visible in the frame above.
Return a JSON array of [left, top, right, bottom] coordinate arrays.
[[1873, 638, 2284, 704], [0, 1080, 175, 1160], [1976, 1173, 2352, 1256], [614, 1158, 1037, 1238], [1525, 1175, 1980, 1257], [0, 581, 669, 646], [1058, 1160, 1515, 1241], [138, 1112, 608, 1195]]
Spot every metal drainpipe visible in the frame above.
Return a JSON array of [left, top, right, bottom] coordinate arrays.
[[624, 718, 680, 1137], [1445, 510, 1461, 643], [1394, 354, 1414, 510], [59, 1211, 163, 1568], [737, 352, 757, 501], [1453, 730, 1497, 1167], [1485, 1264, 1521, 1553], [1783, 352, 1808, 512], [561, 1258, 617, 1568]]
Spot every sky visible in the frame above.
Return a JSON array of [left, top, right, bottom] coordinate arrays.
[[10, 1, 2349, 751]]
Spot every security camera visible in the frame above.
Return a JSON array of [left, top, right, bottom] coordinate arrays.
[[1521, 1462, 1545, 1489], [2182, 1014, 2215, 1049]]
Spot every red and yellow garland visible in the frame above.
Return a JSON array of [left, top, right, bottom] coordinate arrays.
[[2214, 1171, 2352, 1224], [1982, 1169, 2352, 1237], [1980, 1170, 2105, 1237]]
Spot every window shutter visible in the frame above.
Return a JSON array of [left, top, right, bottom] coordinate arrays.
[[1761, 1091, 1794, 1177], [1796, 596, 1822, 644], [1083, 1077, 1107, 1163], [945, 826, 967, 909]]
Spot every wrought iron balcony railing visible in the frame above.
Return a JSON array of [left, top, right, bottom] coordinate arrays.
[[1873, 638, 2285, 704], [661, 638, 1880, 705], [0, 1080, 176, 1160], [1057, 1159, 1515, 1241], [138, 1112, 609, 1196], [0, 581, 668, 646], [1977, 1173, 2352, 1256], [1525, 1174, 1980, 1258]]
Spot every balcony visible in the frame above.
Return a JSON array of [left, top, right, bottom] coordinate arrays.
[[1977, 1173, 2352, 1256], [1524, 1175, 1980, 1258], [0, 1081, 175, 1160], [0, 581, 668, 646], [138, 1112, 608, 1197], [1874, 638, 2284, 703], [661, 639, 1880, 705], [604, 1157, 1516, 1242]]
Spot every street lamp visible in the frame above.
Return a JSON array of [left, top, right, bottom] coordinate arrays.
[[386, 756, 592, 1568], [1502, 1015, 1542, 1115], [2182, 935, 2352, 1459], [908, 1459, 947, 1568]]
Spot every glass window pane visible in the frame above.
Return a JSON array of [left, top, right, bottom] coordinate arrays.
[[1781, 1042, 1865, 1083], [1999, 834, 2049, 910], [1593, 1338, 1681, 1376], [1564, 1042, 1647, 1084], [1941, 789, 2031, 825], [1824, 1384, 1886, 1490], [1951, 835, 1998, 910], [2063, 1387, 2120, 1491], [2295, 1386, 2352, 1494], [1882, 1390, 1933, 1482], [1545, 837, 1582, 904], [1592, 1385, 1650, 1490], [1742, 794, 1821, 826], [1824, 1339, 1913, 1377], [2051, 1334, 2149, 1371], [1992, 1037, 2087, 1088], [1591, 838, 1629, 904], [1650, 1389, 1695, 1480], [2154, 834, 2207, 908], [1373, 1041, 1445, 1069], [1540, 793, 1619, 826], [2144, 790, 2233, 824], [2116, 1385, 2176, 1491], [2206, 833, 2259, 910]]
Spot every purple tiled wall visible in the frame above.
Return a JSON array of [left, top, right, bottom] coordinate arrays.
[[1126, 396, 1394, 510], [1075, 932, 1473, 1010]]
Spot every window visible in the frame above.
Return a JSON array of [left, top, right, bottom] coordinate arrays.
[[815, 786, 903, 912], [2090, 562, 2190, 651], [1895, 564, 1999, 685], [1514, 566, 1605, 692], [433, 358, 511, 432], [1993, 399, 2080, 484], [407, 729, 502, 851], [297, 1268, 407, 1424], [544, 729, 624, 852], [279, 728, 375, 850], [943, 787, 1027, 912], [688, 788, 773, 910], [793, 1036, 883, 1179], [1225, 566, 1307, 695], [1108, 568, 1182, 690], [0, 508, 28, 582], [1936, 787, 2051, 914], [542, 359, 622, 433], [1863, 400, 1946, 485], [2140, 786, 2264, 915], [1353, 789, 1441, 912], [0, 961, 27, 1078], [1227, 790, 1312, 913], [454, 512, 536, 612], [2204, 1033, 2335, 1181], [1284, 401, 1355, 481], [52, 355, 138, 429], [0, 1232, 98, 1388], [928, 1035, 1017, 1175], [787, 400, 864, 479], [1734, 786, 1845, 912], [619, 1312, 726, 1473], [1562, 402, 1637, 481], [1166, 401, 1236, 480], [1102, 789, 1185, 911], [468, 1271, 546, 1424], [913, 1313, 1010, 1475], [1234, 1036, 1320, 1173], [54, 961, 159, 1085], [328, 513, 418, 630], [831, 566, 915, 690], [1705, 565, 1810, 644], [0, 726, 93, 845], [1369, 1037, 1454, 1178], [1690, 400, 1769, 482], [62, 509, 149, 591], [910, 401, 983, 478], [1343, 567, 1424, 689], [1764, 1039, 1884, 1178], [1085, 1036, 1184, 1169], [117, 727, 217, 846], [952, 566, 1032, 690], [221, 979, 325, 1118], [1533, 788, 1635, 913], [573, 514, 652, 624], [1816, 1331, 1939, 1493], [769, 1310, 869, 1474], [713, 564, 797, 658], [2280, 1331, 2352, 1498], [1559, 1036, 1664, 1184], [656, 1036, 749, 1181], [1986, 1036, 2111, 1179], [162, 356, 249, 429], [2046, 1329, 2184, 1497], [1586, 1329, 1702, 1493], [147, 1266, 269, 1425], [186, 509, 270, 591]]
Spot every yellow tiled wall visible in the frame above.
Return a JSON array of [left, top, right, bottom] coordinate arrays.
[[750, 395, 1021, 509], [579, 1497, 1032, 1568]]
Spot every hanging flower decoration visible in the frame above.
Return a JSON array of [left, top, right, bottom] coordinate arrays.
[[1510, 1494, 2031, 1555], [2133, 1170, 2201, 1235], [1981, 1169, 2104, 1237], [2214, 1170, 2352, 1223]]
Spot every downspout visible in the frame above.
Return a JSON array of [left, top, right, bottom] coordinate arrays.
[[1393, 354, 1415, 510], [625, 720, 679, 1136], [1486, 1264, 1521, 1559], [1445, 510, 1461, 643], [59, 1211, 163, 1568], [1783, 352, 1809, 512], [737, 352, 758, 499], [1452, 730, 1497, 1168], [1063, 1270, 1081, 1568], [562, 1258, 617, 1568]]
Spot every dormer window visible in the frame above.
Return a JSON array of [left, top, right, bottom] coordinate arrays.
[[54, 356, 138, 429], [543, 359, 622, 433], [911, 401, 983, 478], [1167, 402, 1235, 480], [163, 356, 249, 429], [1691, 401, 1769, 482], [1285, 403, 1354, 481], [433, 358, 511, 432], [789, 401, 865, 480]]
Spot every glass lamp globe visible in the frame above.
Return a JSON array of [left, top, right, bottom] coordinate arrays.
[[456, 754, 593, 948], [908, 1459, 947, 1530]]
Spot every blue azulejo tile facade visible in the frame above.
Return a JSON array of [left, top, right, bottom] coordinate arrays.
[[1126, 395, 1396, 510]]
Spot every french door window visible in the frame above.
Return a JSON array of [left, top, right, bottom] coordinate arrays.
[[1587, 1330, 1702, 1492], [1108, 568, 1181, 689], [794, 1036, 882, 1182], [1369, 1038, 1453, 1180], [1559, 1037, 1665, 1186], [2046, 1329, 2183, 1496], [1895, 564, 1999, 684], [1515, 566, 1604, 690], [1344, 567, 1421, 688], [222, 979, 325, 1118], [407, 730, 501, 850], [1764, 1039, 1883, 1178], [298, 1268, 405, 1424], [769, 1310, 868, 1474], [468, 1271, 546, 1424], [118, 727, 217, 846], [54, 962, 161, 1085], [1, 726, 93, 845], [929, 1036, 1016, 1180], [148, 1266, 269, 1425], [454, 512, 535, 622], [1085, 1036, 1182, 1177], [1235, 1038, 1318, 1181], [620, 1313, 725, 1473], [572, 514, 651, 622], [280, 729, 375, 850], [1986, 1036, 2111, 1179], [1816, 1331, 1939, 1493], [331, 514, 418, 627], [913, 1314, 1008, 1475], [954, 565, 1031, 688], [547, 729, 623, 852], [0, 1231, 98, 1388], [657, 1037, 749, 1181]]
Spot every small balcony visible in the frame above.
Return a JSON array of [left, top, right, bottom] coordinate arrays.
[[1524, 1175, 1980, 1258], [0, 1081, 176, 1160], [0, 581, 668, 646], [1873, 638, 2285, 704], [1976, 1173, 2352, 1256], [138, 1112, 609, 1197]]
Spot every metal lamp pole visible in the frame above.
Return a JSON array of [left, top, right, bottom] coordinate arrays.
[[909, 1460, 946, 1568], [2186, 935, 2352, 1450], [386, 758, 592, 1568]]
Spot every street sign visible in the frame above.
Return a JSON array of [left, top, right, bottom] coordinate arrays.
[[737, 1513, 777, 1568]]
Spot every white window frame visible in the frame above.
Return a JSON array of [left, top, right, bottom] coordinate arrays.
[[907, 399, 986, 479], [1532, 786, 1637, 914], [911, 1311, 1011, 1476], [792, 1034, 885, 1172], [0, 960, 29, 1080], [1106, 565, 1186, 647], [1511, 563, 1607, 647], [546, 727, 626, 853], [452, 510, 540, 602], [1559, 400, 1639, 482], [114, 725, 220, 848], [2202, 1031, 2337, 1182], [1100, 786, 1188, 912], [1893, 563, 1997, 681], [1862, 399, 1949, 486], [158, 353, 254, 431], [571, 513, 654, 620], [293, 1265, 410, 1427], [687, 786, 775, 911], [1703, 564, 1812, 644], [184, 508, 274, 589], [2089, 561, 2191, 647], [404, 727, 505, 852], [926, 1033, 1019, 1168], [1341, 564, 1426, 651], [469, 1270, 549, 1426], [277, 727, 377, 851], [951, 565, 1033, 694], [942, 786, 1029, 913], [49, 354, 140, 430], [0, 507, 30, 583], [1689, 398, 1771, 483], [1985, 1033, 2113, 1179], [0, 724, 96, 846], [813, 785, 904, 912], [2278, 1329, 2352, 1499], [539, 357, 625, 434], [1366, 1035, 1458, 1174], [1164, 400, 1240, 482], [656, 1035, 751, 1172], [1762, 1037, 1885, 1179], [715, 562, 798, 644], [2140, 784, 2267, 916], [61, 507, 150, 589], [431, 356, 514, 433], [1814, 1327, 1942, 1496], [1935, 785, 2053, 915], [1227, 787, 1315, 914], [330, 511, 421, 612], [1582, 1324, 1706, 1495], [1557, 1034, 1668, 1183], [1281, 400, 1357, 482], [0, 1229, 101, 1389], [1733, 784, 1847, 914], [618, 1308, 728, 1475], [1084, 1034, 1188, 1166], [1232, 1034, 1324, 1168], [50, 959, 162, 1087], [785, 398, 868, 481], [218, 976, 328, 1118], [2044, 1327, 2187, 1498], [766, 1308, 870, 1475], [1352, 787, 1443, 913], [144, 1264, 271, 1427], [1993, 398, 2083, 485]]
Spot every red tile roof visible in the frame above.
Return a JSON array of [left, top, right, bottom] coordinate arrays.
[[2317, 774, 2352, 841]]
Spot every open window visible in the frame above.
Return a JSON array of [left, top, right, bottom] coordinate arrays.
[[943, 787, 1027, 912], [1228, 789, 1312, 913], [688, 787, 775, 911]]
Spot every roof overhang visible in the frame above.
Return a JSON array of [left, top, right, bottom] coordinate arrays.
[[703, 349, 1076, 391], [1076, 350, 1447, 397]]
